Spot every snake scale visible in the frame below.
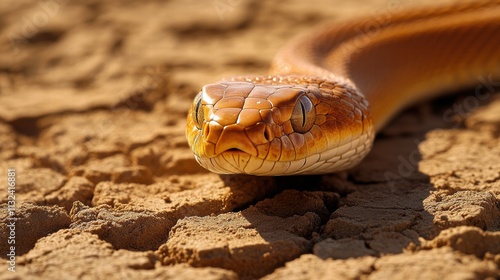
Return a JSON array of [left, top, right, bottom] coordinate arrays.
[[186, 0, 500, 176]]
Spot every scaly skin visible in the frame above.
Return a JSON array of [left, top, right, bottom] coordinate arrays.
[[187, 1, 500, 176]]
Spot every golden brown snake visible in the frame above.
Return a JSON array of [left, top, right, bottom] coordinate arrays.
[[186, 1, 500, 176]]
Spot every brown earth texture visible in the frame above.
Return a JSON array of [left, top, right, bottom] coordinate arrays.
[[1, 0, 500, 279]]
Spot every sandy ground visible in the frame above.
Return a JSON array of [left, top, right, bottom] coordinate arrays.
[[1, 0, 499, 279]]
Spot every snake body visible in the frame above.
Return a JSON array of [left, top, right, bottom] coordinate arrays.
[[187, 1, 500, 176]]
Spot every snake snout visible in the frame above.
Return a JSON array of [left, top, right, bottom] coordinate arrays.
[[211, 122, 274, 158], [214, 128, 257, 156]]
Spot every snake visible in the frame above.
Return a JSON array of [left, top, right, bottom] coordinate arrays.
[[186, 0, 500, 176]]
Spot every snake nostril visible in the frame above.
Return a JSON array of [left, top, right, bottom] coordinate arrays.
[[203, 123, 210, 137], [263, 125, 274, 142]]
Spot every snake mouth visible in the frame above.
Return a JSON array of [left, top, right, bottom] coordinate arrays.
[[217, 148, 248, 156], [220, 149, 252, 157], [226, 148, 244, 152]]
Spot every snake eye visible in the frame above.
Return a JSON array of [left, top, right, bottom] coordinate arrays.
[[192, 92, 204, 129], [291, 95, 315, 133]]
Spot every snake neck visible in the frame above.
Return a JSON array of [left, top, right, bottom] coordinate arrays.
[[271, 1, 500, 131]]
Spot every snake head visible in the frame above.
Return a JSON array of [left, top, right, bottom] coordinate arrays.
[[186, 76, 374, 175]]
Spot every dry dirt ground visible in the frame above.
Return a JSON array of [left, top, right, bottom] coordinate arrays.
[[1, 0, 500, 279]]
